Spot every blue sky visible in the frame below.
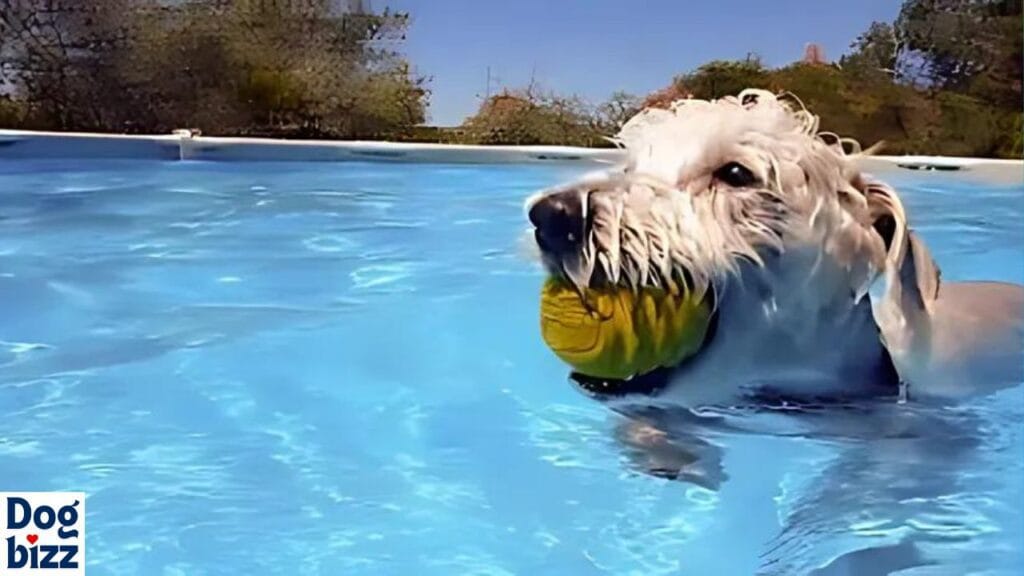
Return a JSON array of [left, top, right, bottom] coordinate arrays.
[[384, 0, 903, 126]]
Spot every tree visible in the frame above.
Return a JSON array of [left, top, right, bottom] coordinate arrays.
[[895, 0, 1022, 105], [890, 0, 1021, 155], [0, 0, 429, 137], [841, 21, 902, 80], [674, 58, 771, 100], [0, 1, 136, 130], [595, 91, 642, 132]]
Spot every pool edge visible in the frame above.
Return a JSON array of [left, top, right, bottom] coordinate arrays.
[[1, 129, 1020, 184]]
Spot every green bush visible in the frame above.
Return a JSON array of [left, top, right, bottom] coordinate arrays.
[[1001, 112, 1024, 159], [0, 1, 428, 138], [0, 96, 26, 127], [462, 89, 608, 147], [927, 92, 1003, 157]]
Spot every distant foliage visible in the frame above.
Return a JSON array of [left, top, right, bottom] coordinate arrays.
[[673, 58, 772, 100], [459, 0, 1020, 158], [840, 21, 901, 81], [461, 84, 626, 147], [0, 95, 24, 126], [0, 0, 1018, 157], [640, 84, 692, 110], [896, 0, 1022, 101], [597, 91, 644, 132], [0, 0, 428, 138]]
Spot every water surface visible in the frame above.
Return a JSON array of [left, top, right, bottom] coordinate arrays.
[[0, 159, 1021, 575]]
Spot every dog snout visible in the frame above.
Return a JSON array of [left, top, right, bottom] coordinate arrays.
[[529, 190, 584, 255]]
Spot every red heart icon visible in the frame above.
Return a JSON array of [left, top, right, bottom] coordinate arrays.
[[26, 534, 38, 545]]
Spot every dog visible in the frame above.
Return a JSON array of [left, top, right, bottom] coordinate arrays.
[[526, 88, 1023, 410], [523, 89, 1024, 571]]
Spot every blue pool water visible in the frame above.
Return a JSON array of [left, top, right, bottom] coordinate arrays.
[[0, 159, 1021, 575]]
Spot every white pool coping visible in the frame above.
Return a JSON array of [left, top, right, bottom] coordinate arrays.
[[1, 129, 1020, 184]]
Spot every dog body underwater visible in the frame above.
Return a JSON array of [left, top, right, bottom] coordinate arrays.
[[526, 89, 1024, 410]]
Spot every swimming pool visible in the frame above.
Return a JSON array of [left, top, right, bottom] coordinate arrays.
[[0, 158, 1021, 575]]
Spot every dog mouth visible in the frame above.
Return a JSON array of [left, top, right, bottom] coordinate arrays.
[[529, 183, 721, 398]]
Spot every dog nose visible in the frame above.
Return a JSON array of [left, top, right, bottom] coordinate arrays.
[[529, 190, 584, 255]]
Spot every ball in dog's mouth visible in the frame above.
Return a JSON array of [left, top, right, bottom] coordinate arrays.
[[539, 277, 716, 395]]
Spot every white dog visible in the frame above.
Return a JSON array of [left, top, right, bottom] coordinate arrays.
[[526, 92, 1023, 570], [526, 89, 1023, 410]]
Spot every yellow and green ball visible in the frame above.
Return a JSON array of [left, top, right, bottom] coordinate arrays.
[[539, 278, 713, 380]]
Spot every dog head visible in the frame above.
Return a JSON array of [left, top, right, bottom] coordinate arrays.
[[526, 89, 939, 400]]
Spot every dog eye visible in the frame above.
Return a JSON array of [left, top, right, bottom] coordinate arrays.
[[713, 162, 758, 188]]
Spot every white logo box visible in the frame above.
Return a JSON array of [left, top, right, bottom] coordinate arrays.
[[0, 492, 85, 575]]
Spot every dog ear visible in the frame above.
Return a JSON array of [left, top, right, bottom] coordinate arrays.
[[863, 181, 941, 312], [902, 231, 941, 311]]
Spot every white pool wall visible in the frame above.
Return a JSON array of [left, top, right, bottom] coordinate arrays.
[[1, 129, 1020, 184]]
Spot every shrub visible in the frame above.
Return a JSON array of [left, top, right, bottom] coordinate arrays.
[[676, 59, 772, 100], [462, 88, 608, 147]]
